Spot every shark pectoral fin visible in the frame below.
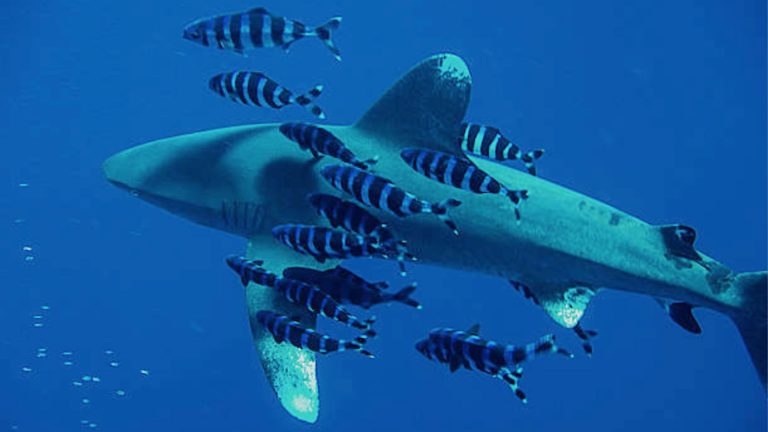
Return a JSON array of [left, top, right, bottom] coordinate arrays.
[[243, 237, 338, 424], [655, 298, 702, 334], [353, 54, 471, 157], [534, 284, 598, 328]]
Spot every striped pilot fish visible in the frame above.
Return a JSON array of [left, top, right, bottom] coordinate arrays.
[[225, 255, 375, 331], [283, 266, 422, 310], [271, 224, 392, 263], [459, 123, 545, 176], [280, 123, 377, 169], [255, 311, 375, 358], [307, 193, 412, 275], [401, 148, 529, 221], [320, 164, 462, 235], [415, 325, 573, 403], [183, 7, 342, 60], [209, 72, 325, 119]]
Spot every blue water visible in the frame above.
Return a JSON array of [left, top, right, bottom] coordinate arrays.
[[2, 1, 766, 431]]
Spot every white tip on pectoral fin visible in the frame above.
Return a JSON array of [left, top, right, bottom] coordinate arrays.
[[537, 285, 598, 328]]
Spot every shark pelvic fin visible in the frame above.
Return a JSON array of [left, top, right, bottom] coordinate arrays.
[[354, 54, 471, 157], [655, 298, 702, 334]]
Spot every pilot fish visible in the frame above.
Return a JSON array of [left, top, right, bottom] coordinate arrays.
[[401, 148, 529, 221], [459, 123, 544, 175], [307, 193, 412, 275], [271, 224, 393, 263], [415, 325, 572, 403], [283, 266, 422, 310], [226, 255, 375, 331], [182, 7, 342, 60], [280, 123, 377, 169], [209, 72, 325, 119], [320, 164, 462, 235], [255, 311, 375, 357]]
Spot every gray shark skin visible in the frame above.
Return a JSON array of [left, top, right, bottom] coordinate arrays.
[[103, 54, 767, 423]]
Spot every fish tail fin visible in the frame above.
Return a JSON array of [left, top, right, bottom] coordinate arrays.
[[727, 271, 767, 389], [314, 17, 342, 61], [345, 326, 377, 358], [573, 323, 598, 357], [505, 189, 529, 222], [430, 198, 462, 236], [381, 238, 412, 276], [353, 155, 379, 171], [520, 149, 545, 176], [386, 283, 422, 309], [293, 84, 326, 119], [531, 334, 574, 360]]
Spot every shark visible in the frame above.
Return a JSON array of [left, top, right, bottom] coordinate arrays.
[[102, 53, 766, 423]]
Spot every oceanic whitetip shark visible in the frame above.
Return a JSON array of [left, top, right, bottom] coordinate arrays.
[[102, 54, 766, 423]]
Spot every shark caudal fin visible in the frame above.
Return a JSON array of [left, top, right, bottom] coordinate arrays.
[[728, 271, 767, 389]]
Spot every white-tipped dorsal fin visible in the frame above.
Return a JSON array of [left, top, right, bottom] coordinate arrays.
[[354, 53, 471, 156]]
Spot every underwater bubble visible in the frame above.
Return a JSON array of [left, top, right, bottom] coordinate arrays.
[[115, 390, 126, 396], [64, 361, 74, 366], [21, 367, 32, 373], [139, 369, 150, 376], [22, 246, 32, 251], [92, 377, 101, 383], [82, 375, 92, 382], [81, 398, 90, 404], [109, 362, 119, 368], [37, 348, 47, 352], [73, 381, 83, 387], [32, 315, 43, 320], [62, 351, 73, 356], [18, 183, 29, 188], [40, 305, 50, 311], [24, 256, 35, 262], [36, 352, 47, 358], [104, 350, 114, 355], [33, 323, 43, 328]]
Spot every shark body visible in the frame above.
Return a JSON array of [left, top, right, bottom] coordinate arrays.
[[103, 54, 766, 423]]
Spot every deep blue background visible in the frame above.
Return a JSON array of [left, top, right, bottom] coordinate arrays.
[[1, 1, 765, 431]]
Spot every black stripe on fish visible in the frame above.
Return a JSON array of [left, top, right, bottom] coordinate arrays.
[[320, 164, 461, 235], [280, 124, 375, 168], [255, 311, 375, 357], [401, 148, 528, 222], [272, 224, 383, 262], [458, 123, 544, 176]]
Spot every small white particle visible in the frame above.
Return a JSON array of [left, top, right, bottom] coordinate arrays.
[[81, 420, 90, 425], [109, 362, 119, 368], [21, 367, 32, 372], [25, 256, 35, 262], [88, 423, 97, 429], [36, 352, 47, 358], [18, 183, 29, 188], [62, 351, 73, 356], [64, 361, 74, 366], [104, 350, 114, 355], [32, 315, 43, 319], [13, 218, 25, 224], [40, 305, 50, 311], [23, 246, 33, 251], [92, 377, 101, 383], [82, 375, 92, 382], [81, 398, 90, 404], [33, 323, 44, 328], [139, 369, 150, 376], [73, 381, 83, 386], [37, 347, 47, 352], [115, 390, 126, 396]]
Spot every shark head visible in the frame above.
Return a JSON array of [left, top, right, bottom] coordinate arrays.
[[103, 53, 472, 423]]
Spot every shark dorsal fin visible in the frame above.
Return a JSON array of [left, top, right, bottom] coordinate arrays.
[[659, 224, 702, 262], [354, 54, 471, 156], [467, 324, 481, 335]]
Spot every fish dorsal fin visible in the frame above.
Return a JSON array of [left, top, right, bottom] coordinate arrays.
[[354, 54, 471, 156], [659, 224, 702, 262], [248, 7, 270, 15], [467, 324, 481, 335]]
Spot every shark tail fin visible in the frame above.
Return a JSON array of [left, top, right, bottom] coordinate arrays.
[[313, 17, 342, 61], [728, 271, 767, 389]]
